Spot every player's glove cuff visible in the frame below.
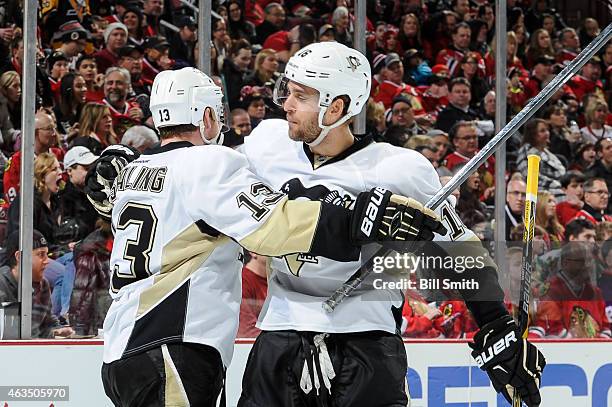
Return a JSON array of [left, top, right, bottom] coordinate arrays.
[[85, 145, 141, 221], [350, 188, 447, 245], [469, 315, 545, 407]]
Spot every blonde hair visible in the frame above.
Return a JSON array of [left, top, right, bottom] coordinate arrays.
[[34, 152, 58, 194], [404, 134, 431, 150], [584, 99, 609, 125], [596, 221, 612, 241], [366, 99, 385, 128], [490, 31, 518, 60], [0, 70, 19, 91], [78, 102, 118, 145], [535, 191, 564, 238], [254, 49, 277, 82]]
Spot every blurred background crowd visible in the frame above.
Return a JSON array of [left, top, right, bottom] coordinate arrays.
[[0, 0, 609, 340]]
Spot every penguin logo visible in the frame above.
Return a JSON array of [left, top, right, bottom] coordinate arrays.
[[347, 56, 361, 72]]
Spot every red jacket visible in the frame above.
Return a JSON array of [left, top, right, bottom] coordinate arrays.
[[444, 151, 495, 187], [3, 148, 64, 203], [436, 47, 485, 78], [530, 273, 611, 338], [568, 75, 605, 101], [556, 200, 582, 226], [237, 266, 267, 338], [94, 48, 119, 78]]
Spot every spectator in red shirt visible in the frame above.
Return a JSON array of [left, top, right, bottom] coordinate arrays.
[[557, 171, 586, 226], [444, 120, 495, 186], [3, 111, 63, 204], [102, 67, 143, 139], [530, 242, 611, 338], [569, 56, 605, 101], [94, 22, 128, 75], [373, 53, 423, 112], [436, 22, 484, 78], [45, 51, 69, 103], [141, 36, 173, 84], [524, 55, 554, 100], [573, 178, 612, 225], [237, 251, 268, 338], [76, 55, 104, 103], [557, 27, 581, 64], [525, 28, 555, 69]]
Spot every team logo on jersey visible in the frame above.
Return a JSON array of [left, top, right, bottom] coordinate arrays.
[[281, 178, 354, 209], [284, 253, 319, 276], [347, 56, 361, 72]]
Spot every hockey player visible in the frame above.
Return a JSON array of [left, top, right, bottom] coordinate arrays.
[[86, 67, 446, 406], [236, 42, 545, 406]]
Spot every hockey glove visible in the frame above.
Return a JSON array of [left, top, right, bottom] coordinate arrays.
[[350, 188, 447, 245], [469, 315, 545, 407], [85, 145, 140, 221]]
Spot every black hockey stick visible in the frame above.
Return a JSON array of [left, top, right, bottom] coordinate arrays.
[[322, 23, 612, 313]]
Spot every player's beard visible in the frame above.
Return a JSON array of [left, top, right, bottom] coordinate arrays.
[[288, 114, 321, 143]]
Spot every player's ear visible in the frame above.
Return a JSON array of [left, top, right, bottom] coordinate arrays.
[[202, 107, 213, 129]]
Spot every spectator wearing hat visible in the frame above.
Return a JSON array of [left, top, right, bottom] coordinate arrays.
[[105, 0, 141, 24], [0, 230, 73, 338], [580, 99, 612, 144], [142, 36, 173, 84], [569, 57, 605, 101], [436, 22, 485, 78], [76, 54, 104, 103], [420, 64, 450, 116], [403, 49, 432, 87], [256, 3, 286, 45], [373, 52, 423, 112], [117, 45, 151, 97], [435, 77, 480, 133], [52, 20, 90, 60], [46, 51, 69, 102], [369, 54, 387, 97], [3, 111, 64, 205], [319, 24, 336, 43], [168, 15, 197, 68], [557, 27, 581, 65], [59, 146, 99, 241], [380, 26, 400, 55], [223, 39, 253, 110], [227, 0, 256, 43], [557, 171, 586, 226], [383, 94, 425, 147], [121, 7, 146, 48], [102, 67, 143, 138], [572, 178, 612, 225], [587, 139, 612, 213], [94, 22, 128, 75], [524, 55, 554, 100]]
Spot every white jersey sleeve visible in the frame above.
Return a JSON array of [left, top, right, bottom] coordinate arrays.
[[176, 145, 358, 259]]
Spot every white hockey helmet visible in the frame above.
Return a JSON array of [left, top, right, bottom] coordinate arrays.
[[273, 42, 371, 146], [150, 67, 226, 145]]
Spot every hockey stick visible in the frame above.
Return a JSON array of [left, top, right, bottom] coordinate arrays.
[[512, 155, 540, 406], [322, 23, 612, 313]]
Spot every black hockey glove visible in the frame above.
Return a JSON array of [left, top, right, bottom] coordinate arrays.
[[469, 315, 545, 407], [85, 145, 140, 221], [350, 188, 447, 245]]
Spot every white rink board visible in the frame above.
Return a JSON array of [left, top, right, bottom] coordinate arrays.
[[0, 340, 610, 407]]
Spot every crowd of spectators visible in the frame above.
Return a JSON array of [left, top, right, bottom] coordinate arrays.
[[0, 0, 609, 340]]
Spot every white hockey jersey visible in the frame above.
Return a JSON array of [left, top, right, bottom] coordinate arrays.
[[242, 119, 499, 334], [104, 141, 355, 366]]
